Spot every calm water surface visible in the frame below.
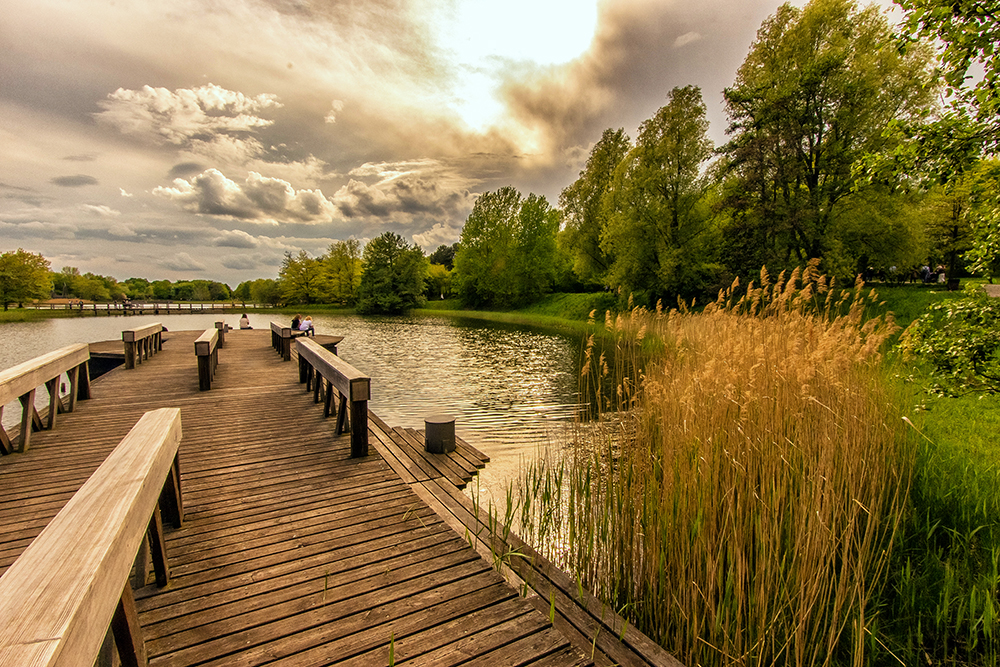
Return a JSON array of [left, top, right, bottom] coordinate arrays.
[[0, 312, 584, 504]]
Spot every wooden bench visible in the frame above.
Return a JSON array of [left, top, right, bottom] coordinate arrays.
[[122, 323, 162, 369], [194, 328, 220, 391], [295, 337, 370, 457], [0, 343, 91, 454], [0, 408, 183, 667]]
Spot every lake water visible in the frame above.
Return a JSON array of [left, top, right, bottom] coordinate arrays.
[[0, 311, 585, 505]]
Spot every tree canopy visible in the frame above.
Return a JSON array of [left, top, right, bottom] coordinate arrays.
[[0, 248, 52, 310], [454, 186, 560, 308], [600, 85, 718, 304], [559, 128, 630, 288], [356, 232, 428, 314], [722, 0, 938, 276]]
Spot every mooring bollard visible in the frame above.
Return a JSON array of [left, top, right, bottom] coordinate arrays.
[[425, 414, 456, 454]]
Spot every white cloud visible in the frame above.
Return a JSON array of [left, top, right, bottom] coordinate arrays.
[[215, 229, 259, 248], [152, 168, 337, 223], [673, 31, 703, 48], [164, 252, 207, 272], [107, 223, 137, 237], [81, 204, 121, 217], [94, 83, 281, 147], [324, 99, 345, 124], [119, 188, 134, 198], [412, 222, 462, 250]]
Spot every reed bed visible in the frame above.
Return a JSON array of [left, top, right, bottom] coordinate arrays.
[[514, 263, 915, 666]]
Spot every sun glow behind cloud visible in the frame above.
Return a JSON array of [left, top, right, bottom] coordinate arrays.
[[432, 0, 600, 133]]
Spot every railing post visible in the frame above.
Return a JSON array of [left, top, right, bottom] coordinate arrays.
[[214, 321, 226, 348], [17, 389, 37, 453], [124, 340, 136, 369], [351, 400, 368, 457]]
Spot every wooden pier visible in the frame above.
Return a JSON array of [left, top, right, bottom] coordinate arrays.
[[0, 329, 681, 666]]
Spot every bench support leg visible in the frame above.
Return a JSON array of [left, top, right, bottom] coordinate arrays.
[[111, 583, 148, 667], [147, 506, 171, 588], [160, 454, 184, 528]]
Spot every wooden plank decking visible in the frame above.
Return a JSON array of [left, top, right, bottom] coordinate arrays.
[[0, 330, 676, 666]]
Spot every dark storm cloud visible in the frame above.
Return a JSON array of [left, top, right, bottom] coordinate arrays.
[[0, 182, 47, 207], [498, 0, 790, 152], [221, 253, 265, 270], [0, 219, 78, 240], [51, 174, 99, 187], [168, 162, 205, 179]]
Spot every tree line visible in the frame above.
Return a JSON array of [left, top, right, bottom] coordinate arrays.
[[3, 0, 999, 314]]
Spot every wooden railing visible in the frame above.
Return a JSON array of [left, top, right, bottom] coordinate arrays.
[[270, 321, 294, 361], [28, 302, 266, 313], [0, 344, 91, 454], [0, 408, 183, 667], [214, 321, 227, 348], [194, 328, 220, 391], [122, 322, 163, 369], [295, 337, 370, 457]]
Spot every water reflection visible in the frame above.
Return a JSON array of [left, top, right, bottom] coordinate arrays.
[[0, 312, 585, 504]]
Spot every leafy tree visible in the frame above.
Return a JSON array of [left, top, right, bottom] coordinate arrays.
[[151, 280, 172, 301], [425, 263, 453, 300], [428, 243, 459, 270], [559, 128, 630, 287], [52, 267, 81, 298], [454, 187, 560, 308], [356, 232, 428, 314], [206, 281, 230, 301], [722, 0, 937, 276], [893, 2, 1000, 280], [279, 251, 324, 305], [248, 278, 282, 306], [896, 0, 1000, 152], [323, 239, 362, 305], [122, 277, 151, 300], [601, 86, 717, 303], [172, 281, 194, 301], [233, 281, 252, 305], [0, 248, 51, 310], [963, 160, 1000, 277], [76, 274, 111, 302]]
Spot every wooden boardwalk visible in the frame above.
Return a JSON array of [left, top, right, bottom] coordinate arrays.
[[0, 329, 678, 666]]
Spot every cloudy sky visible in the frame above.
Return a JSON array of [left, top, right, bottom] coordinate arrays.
[[0, 0, 899, 285]]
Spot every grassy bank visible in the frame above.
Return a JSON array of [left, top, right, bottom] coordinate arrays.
[[414, 292, 616, 336]]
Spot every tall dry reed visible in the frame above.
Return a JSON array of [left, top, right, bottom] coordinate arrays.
[[515, 262, 915, 666]]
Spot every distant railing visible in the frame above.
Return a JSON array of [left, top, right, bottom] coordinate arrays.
[[0, 408, 183, 667], [0, 344, 91, 454], [122, 322, 163, 369], [26, 302, 267, 314], [296, 337, 370, 457], [194, 328, 220, 391]]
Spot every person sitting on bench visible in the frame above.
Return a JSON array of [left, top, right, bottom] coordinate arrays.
[[299, 315, 315, 336]]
